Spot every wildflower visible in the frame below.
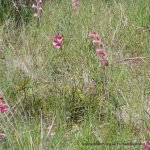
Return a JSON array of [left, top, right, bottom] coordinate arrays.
[[32, 4, 37, 8], [92, 39, 101, 46], [53, 40, 58, 46], [0, 108, 7, 112], [96, 49, 107, 56], [72, 0, 78, 10], [0, 133, 6, 139], [87, 32, 97, 39], [34, 13, 38, 17], [38, 7, 43, 12], [55, 43, 62, 49], [143, 141, 150, 149], [99, 57, 108, 67], [57, 36, 63, 43], [38, 0, 42, 5]]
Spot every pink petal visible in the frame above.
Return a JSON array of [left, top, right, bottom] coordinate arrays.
[[96, 49, 107, 56], [53, 40, 58, 46], [0, 108, 7, 112], [38, 7, 43, 12], [55, 43, 62, 49], [38, 0, 42, 4], [34, 13, 38, 17], [87, 32, 99, 39], [0, 102, 7, 109], [99, 57, 109, 67], [32, 4, 37, 8], [92, 39, 100, 45], [72, 0, 78, 9], [96, 35, 101, 41], [99, 57, 105, 62], [0, 132, 6, 139], [143, 141, 148, 148], [143, 141, 150, 148], [57, 36, 63, 42]]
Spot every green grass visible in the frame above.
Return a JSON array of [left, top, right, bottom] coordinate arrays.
[[0, 0, 150, 149]]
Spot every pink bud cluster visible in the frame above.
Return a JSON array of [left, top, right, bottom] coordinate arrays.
[[88, 32, 108, 67], [32, 0, 43, 18], [52, 35, 63, 49], [72, 0, 78, 10], [0, 95, 7, 139], [143, 141, 150, 149]]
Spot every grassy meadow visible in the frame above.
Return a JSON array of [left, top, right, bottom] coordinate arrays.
[[0, 0, 150, 149]]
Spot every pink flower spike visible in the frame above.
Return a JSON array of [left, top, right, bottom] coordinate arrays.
[[57, 36, 63, 42], [34, 13, 38, 17], [0, 132, 6, 139], [55, 43, 62, 49], [38, 7, 43, 12], [32, 4, 37, 8], [38, 0, 42, 4]]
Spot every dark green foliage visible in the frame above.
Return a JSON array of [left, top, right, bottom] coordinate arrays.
[[0, 0, 33, 25]]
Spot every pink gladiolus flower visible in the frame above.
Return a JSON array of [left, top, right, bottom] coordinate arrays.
[[0, 132, 6, 139], [92, 39, 101, 46], [0, 102, 7, 112], [55, 43, 62, 49], [38, 7, 43, 12], [87, 32, 100, 39], [87, 32, 97, 38], [99, 57, 105, 62], [34, 13, 38, 17], [53, 40, 58, 46], [96, 49, 107, 56], [32, 4, 37, 8], [0, 102, 7, 108], [0, 108, 7, 112], [143, 141, 150, 149], [38, 0, 42, 4], [72, 0, 78, 10], [57, 36, 63, 42], [99, 57, 108, 67]]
